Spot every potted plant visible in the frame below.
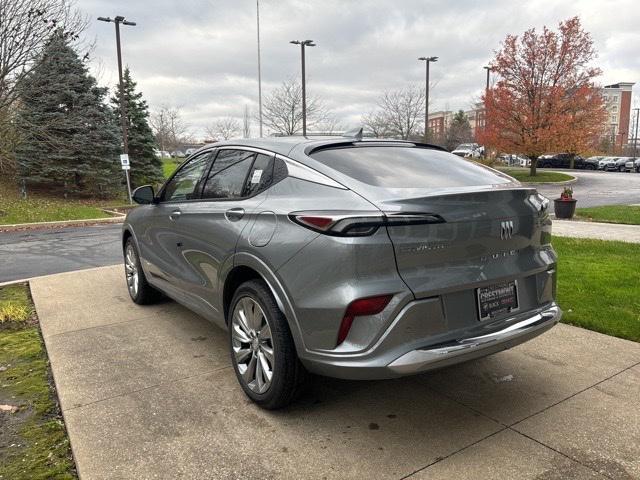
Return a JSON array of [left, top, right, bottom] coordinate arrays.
[[553, 187, 577, 219]]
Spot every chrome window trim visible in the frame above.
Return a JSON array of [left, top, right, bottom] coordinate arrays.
[[275, 154, 347, 190], [182, 145, 347, 191]]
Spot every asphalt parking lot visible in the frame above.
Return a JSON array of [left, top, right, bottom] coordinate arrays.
[[31, 266, 640, 479], [534, 169, 640, 207]]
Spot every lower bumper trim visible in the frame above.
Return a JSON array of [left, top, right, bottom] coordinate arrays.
[[387, 304, 561, 375]]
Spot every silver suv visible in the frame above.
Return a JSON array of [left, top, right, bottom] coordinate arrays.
[[122, 137, 561, 409]]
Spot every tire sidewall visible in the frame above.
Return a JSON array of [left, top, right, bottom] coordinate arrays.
[[228, 281, 291, 405]]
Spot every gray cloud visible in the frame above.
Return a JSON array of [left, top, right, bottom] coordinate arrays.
[[82, 0, 640, 138]]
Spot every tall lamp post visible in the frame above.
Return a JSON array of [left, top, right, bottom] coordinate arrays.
[[633, 108, 639, 158], [256, 0, 263, 137], [97, 15, 136, 204], [483, 65, 492, 141], [290, 39, 315, 136], [418, 56, 438, 143]]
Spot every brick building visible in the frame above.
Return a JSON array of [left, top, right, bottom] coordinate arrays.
[[602, 82, 635, 148]]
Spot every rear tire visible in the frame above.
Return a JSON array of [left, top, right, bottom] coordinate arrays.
[[228, 280, 306, 409], [124, 238, 162, 305]]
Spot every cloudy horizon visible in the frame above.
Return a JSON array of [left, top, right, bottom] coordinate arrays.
[[80, 0, 640, 140]]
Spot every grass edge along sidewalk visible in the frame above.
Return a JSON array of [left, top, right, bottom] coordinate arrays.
[[497, 167, 575, 183], [0, 283, 77, 480], [575, 204, 640, 226], [553, 236, 640, 343]]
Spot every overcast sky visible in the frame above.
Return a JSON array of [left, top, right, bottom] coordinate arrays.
[[79, 0, 639, 139]]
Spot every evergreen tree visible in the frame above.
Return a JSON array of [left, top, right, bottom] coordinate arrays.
[[445, 110, 473, 151], [15, 31, 121, 197], [110, 68, 163, 187]]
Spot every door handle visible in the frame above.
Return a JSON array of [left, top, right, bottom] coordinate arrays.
[[169, 209, 182, 221], [225, 208, 245, 221]]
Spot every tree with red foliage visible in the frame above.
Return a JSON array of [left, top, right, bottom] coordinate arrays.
[[478, 17, 607, 175]]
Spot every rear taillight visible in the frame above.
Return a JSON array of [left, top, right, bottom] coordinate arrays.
[[337, 295, 393, 346], [289, 211, 444, 237]]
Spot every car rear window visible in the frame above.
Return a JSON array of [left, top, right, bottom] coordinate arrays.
[[309, 146, 512, 188]]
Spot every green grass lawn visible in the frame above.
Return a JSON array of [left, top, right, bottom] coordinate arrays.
[[162, 157, 182, 178], [498, 167, 574, 183], [575, 205, 640, 225], [0, 284, 77, 479], [0, 182, 119, 225], [554, 236, 640, 342]]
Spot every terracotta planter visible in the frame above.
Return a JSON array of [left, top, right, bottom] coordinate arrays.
[[554, 198, 577, 219]]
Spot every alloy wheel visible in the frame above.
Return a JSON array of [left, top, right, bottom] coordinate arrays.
[[124, 244, 139, 298], [231, 296, 274, 394]]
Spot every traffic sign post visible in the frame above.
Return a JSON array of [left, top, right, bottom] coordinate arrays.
[[120, 154, 133, 204]]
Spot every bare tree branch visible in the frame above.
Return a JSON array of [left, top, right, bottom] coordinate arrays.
[[149, 104, 190, 151], [0, 0, 88, 110], [363, 85, 426, 139], [260, 78, 328, 135], [205, 117, 241, 141]]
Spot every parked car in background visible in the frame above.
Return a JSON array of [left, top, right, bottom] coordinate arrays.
[[122, 137, 560, 409], [171, 150, 185, 158], [184, 148, 198, 157], [451, 143, 483, 158], [609, 157, 629, 172], [598, 157, 614, 170], [538, 153, 588, 169], [584, 156, 603, 169], [624, 157, 639, 172], [153, 149, 172, 159], [499, 154, 531, 167]]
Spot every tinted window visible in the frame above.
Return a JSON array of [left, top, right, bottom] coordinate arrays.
[[310, 146, 512, 188], [202, 149, 254, 199], [162, 153, 211, 201], [244, 153, 275, 197]]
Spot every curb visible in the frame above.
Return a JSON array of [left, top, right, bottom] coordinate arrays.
[[0, 215, 124, 233], [0, 264, 121, 288], [520, 176, 578, 187]]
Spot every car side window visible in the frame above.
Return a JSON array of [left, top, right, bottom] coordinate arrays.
[[244, 153, 275, 197], [201, 149, 255, 200], [161, 153, 211, 202]]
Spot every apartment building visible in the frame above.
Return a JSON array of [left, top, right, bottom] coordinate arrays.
[[602, 82, 634, 147]]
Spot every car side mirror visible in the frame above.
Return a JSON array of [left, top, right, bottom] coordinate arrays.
[[132, 185, 155, 205]]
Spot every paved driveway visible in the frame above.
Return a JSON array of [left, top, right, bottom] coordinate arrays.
[[0, 224, 122, 283], [535, 169, 640, 207], [30, 266, 640, 479]]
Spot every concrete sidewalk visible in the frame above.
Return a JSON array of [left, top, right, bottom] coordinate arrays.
[[553, 219, 640, 243], [31, 266, 640, 479]]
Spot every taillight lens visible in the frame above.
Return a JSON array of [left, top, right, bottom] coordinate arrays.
[[290, 211, 444, 237], [337, 294, 393, 346]]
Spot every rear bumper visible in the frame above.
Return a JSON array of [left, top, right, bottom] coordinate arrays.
[[387, 304, 560, 375], [300, 303, 561, 380]]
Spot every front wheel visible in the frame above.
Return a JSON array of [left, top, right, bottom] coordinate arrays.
[[124, 238, 162, 305], [229, 280, 306, 409]]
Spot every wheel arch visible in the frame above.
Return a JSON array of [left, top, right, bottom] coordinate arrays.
[[221, 253, 307, 353]]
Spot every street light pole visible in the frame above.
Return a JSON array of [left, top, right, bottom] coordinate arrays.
[[290, 39, 315, 136], [633, 108, 639, 158], [483, 65, 491, 91], [483, 65, 492, 135], [98, 15, 136, 204], [418, 56, 438, 143], [256, 0, 263, 137]]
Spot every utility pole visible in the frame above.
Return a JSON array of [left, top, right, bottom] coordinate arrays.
[[98, 15, 136, 204], [256, 0, 263, 137], [419, 56, 438, 143], [633, 108, 639, 158], [290, 40, 315, 136], [483, 65, 492, 143]]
